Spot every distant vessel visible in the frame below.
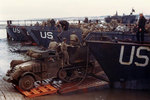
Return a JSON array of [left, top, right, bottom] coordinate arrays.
[[105, 9, 137, 24]]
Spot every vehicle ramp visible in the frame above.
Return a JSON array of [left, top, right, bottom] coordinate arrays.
[[14, 77, 108, 98]]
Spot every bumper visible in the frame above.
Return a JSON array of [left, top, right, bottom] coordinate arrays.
[[3, 76, 13, 83]]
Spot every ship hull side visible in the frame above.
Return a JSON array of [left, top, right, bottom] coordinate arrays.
[[88, 41, 150, 89], [26, 27, 82, 48]]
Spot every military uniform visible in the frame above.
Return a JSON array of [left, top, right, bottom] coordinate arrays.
[[48, 41, 58, 51], [61, 41, 70, 66], [136, 15, 147, 43], [56, 22, 62, 32], [70, 33, 79, 46], [81, 28, 89, 38], [48, 41, 59, 60]]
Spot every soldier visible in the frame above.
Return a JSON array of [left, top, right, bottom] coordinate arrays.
[[84, 17, 88, 23], [56, 21, 62, 32], [50, 19, 56, 30], [35, 22, 39, 26], [136, 13, 147, 43], [48, 39, 59, 60], [70, 31, 79, 46], [48, 39, 58, 51], [47, 19, 51, 27], [59, 20, 69, 31], [80, 25, 90, 38], [42, 21, 47, 27], [61, 38, 70, 66]]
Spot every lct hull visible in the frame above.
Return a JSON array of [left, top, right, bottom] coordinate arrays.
[[26, 27, 82, 48], [6, 25, 34, 42], [88, 41, 150, 89]]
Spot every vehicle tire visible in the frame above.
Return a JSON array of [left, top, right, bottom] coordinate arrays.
[[57, 68, 71, 83], [57, 68, 67, 81], [19, 75, 35, 91]]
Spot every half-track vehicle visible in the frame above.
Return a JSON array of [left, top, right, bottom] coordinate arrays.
[[3, 46, 94, 91]]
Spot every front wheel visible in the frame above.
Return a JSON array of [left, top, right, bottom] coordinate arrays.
[[19, 75, 35, 91]]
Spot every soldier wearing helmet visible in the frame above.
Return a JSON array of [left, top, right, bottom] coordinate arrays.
[[70, 31, 79, 46], [61, 38, 70, 66], [48, 39, 58, 51]]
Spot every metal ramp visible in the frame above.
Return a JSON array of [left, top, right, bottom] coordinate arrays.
[[59, 77, 108, 94], [14, 76, 108, 98]]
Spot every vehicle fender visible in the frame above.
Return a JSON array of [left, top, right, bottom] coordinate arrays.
[[21, 72, 40, 81], [10, 60, 25, 68]]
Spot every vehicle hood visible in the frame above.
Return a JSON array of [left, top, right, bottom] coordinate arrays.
[[15, 60, 40, 69]]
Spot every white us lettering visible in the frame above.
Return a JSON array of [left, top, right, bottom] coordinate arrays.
[[119, 45, 135, 65], [119, 45, 150, 67], [13, 27, 20, 33], [40, 32, 53, 39], [135, 47, 150, 67]]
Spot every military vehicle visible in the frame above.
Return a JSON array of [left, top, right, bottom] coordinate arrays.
[[3, 46, 94, 91]]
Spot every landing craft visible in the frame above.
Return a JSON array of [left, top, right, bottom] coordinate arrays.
[[6, 17, 150, 48], [6, 20, 83, 47], [26, 26, 82, 47], [6, 25, 33, 41], [6, 20, 33, 42], [87, 41, 150, 89], [85, 32, 150, 43]]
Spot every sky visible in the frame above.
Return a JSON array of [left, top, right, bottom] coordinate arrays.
[[0, 0, 150, 20]]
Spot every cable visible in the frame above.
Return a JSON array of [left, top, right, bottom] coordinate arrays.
[[58, 45, 89, 94]]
